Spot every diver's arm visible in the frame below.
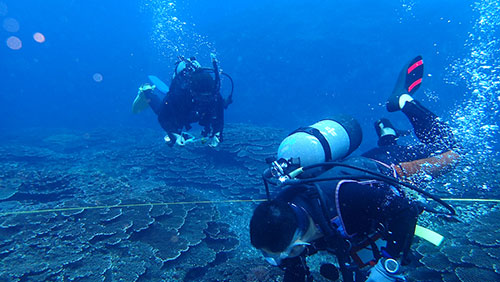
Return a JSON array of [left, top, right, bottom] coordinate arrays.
[[379, 196, 420, 258], [338, 182, 420, 259], [210, 53, 221, 92]]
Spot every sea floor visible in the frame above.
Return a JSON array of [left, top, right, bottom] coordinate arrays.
[[0, 124, 498, 281]]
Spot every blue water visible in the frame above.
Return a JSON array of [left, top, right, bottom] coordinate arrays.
[[1, 0, 499, 281], [1, 0, 481, 142]]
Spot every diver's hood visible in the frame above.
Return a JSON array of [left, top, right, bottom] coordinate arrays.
[[289, 203, 310, 235]]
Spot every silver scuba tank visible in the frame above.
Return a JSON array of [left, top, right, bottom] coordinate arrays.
[[277, 115, 362, 170]]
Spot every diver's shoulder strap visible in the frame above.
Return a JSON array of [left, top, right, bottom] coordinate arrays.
[[276, 184, 338, 234], [278, 184, 355, 282], [311, 184, 356, 282]]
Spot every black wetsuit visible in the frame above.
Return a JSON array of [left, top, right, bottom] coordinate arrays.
[[276, 157, 421, 282], [362, 100, 457, 164], [276, 100, 458, 282], [146, 70, 225, 141]]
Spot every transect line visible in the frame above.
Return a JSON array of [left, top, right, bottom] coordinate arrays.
[[442, 198, 500, 203], [0, 198, 498, 216], [0, 199, 267, 216]]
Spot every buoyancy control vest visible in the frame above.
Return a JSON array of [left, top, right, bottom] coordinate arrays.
[[275, 156, 399, 278], [289, 157, 397, 238]]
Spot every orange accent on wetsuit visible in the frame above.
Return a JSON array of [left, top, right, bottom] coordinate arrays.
[[394, 150, 460, 179]]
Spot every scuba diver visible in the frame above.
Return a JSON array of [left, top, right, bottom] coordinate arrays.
[[250, 56, 460, 282], [132, 53, 234, 147]]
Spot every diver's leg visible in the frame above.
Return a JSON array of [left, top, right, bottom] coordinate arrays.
[[401, 99, 457, 151], [143, 91, 163, 116], [157, 107, 183, 147], [212, 99, 225, 137], [374, 118, 398, 147]]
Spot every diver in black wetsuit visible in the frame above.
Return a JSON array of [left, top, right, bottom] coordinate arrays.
[[134, 54, 232, 147], [250, 56, 460, 282]]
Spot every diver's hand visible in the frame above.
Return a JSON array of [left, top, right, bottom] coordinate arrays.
[[170, 132, 196, 146], [173, 133, 186, 146], [181, 132, 195, 144], [208, 132, 221, 148], [163, 133, 186, 146], [164, 134, 175, 147], [366, 259, 406, 282]]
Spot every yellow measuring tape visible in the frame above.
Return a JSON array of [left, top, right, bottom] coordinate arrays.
[[441, 198, 500, 203], [0, 199, 267, 216], [0, 198, 498, 217]]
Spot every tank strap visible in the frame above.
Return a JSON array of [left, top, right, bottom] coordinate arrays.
[[291, 127, 332, 162]]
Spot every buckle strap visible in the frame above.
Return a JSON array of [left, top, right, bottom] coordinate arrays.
[[291, 127, 332, 162]]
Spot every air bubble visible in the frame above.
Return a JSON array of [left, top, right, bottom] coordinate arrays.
[[93, 73, 103, 82]]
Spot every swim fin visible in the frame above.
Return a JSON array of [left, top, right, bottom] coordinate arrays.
[[387, 56, 424, 112], [132, 84, 154, 114], [148, 75, 169, 94]]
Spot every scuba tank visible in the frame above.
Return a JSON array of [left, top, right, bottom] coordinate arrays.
[[273, 115, 362, 178], [173, 56, 202, 78], [263, 115, 456, 218]]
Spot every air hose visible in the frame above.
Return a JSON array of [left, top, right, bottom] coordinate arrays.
[[263, 162, 456, 217]]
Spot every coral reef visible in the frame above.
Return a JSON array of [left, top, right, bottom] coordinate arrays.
[[410, 206, 500, 281], [0, 125, 283, 281], [0, 124, 499, 281]]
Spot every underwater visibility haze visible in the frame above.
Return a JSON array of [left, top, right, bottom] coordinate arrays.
[[0, 0, 499, 281]]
